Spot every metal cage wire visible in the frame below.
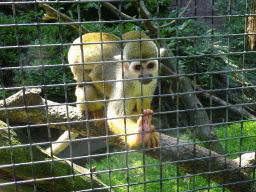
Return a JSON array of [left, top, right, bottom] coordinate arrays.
[[0, 0, 255, 191]]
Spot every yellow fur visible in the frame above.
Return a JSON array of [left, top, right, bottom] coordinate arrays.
[[68, 31, 163, 148]]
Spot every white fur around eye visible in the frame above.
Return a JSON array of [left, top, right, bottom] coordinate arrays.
[[129, 61, 141, 72], [146, 60, 158, 70]]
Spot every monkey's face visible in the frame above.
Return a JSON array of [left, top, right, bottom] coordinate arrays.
[[128, 60, 158, 85]]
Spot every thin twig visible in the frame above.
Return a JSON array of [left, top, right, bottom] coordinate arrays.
[[197, 85, 256, 119], [37, 2, 90, 34], [160, 0, 193, 28]]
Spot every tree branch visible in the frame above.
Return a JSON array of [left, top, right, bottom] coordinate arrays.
[[0, 88, 255, 191], [38, 2, 90, 34], [100, 2, 147, 29], [160, 0, 193, 28], [0, 120, 110, 191], [197, 86, 256, 119]]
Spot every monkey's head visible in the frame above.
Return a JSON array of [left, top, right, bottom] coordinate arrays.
[[114, 40, 165, 85]]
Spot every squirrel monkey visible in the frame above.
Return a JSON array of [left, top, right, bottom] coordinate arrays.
[[47, 31, 165, 155]]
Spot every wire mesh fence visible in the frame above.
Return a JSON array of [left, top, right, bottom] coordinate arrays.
[[0, 0, 256, 191]]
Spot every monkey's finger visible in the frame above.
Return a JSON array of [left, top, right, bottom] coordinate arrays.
[[150, 125, 155, 131], [150, 139, 156, 150], [142, 115, 150, 125], [154, 133, 160, 147], [151, 133, 159, 149], [143, 109, 153, 115], [147, 138, 152, 149], [142, 112, 152, 124], [147, 133, 158, 151]]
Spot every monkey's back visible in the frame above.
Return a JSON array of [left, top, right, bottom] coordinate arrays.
[[68, 33, 121, 82]]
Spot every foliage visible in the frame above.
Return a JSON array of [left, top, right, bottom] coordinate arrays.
[[157, 4, 256, 104], [2, 0, 253, 119], [89, 121, 256, 191], [0, 0, 254, 115], [0, 11, 77, 101], [0, 3, 150, 101], [144, 0, 173, 12], [0, 12, 35, 97]]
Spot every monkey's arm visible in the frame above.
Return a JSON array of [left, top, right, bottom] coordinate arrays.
[[106, 82, 159, 148]]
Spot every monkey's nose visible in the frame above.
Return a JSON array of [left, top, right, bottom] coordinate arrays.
[[138, 75, 153, 85]]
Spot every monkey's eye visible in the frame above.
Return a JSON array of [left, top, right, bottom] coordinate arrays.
[[134, 65, 141, 71], [147, 63, 155, 69]]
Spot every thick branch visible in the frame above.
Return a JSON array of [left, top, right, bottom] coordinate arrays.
[[0, 89, 255, 191], [0, 120, 110, 191], [133, 1, 157, 33], [160, 64, 224, 154], [234, 152, 256, 174]]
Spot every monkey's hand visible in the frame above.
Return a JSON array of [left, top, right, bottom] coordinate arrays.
[[136, 109, 159, 149]]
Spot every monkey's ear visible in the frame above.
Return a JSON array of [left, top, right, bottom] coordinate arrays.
[[114, 55, 129, 70], [160, 48, 166, 57], [114, 55, 122, 60], [114, 55, 127, 61]]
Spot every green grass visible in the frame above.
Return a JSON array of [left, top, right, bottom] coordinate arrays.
[[215, 121, 256, 159], [87, 121, 256, 191]]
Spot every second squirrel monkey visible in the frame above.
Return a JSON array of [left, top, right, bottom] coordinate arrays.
[[47, 31, 165, 155]]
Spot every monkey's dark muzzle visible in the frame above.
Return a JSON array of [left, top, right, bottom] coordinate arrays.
[[138, 74, 153, 85]]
